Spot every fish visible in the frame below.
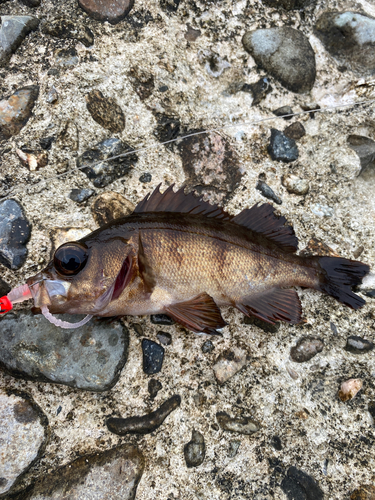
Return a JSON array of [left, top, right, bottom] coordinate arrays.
[[22, 184, 369, 334]]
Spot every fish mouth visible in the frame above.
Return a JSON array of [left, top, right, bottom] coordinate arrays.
[[27, 273, 71, 309]]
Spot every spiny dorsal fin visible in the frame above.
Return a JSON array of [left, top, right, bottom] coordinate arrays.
[[232, 203, 298, 253], [134, 184, 231, 220]]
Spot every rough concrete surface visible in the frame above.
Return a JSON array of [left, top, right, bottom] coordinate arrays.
[[0, 0, 375, 498]]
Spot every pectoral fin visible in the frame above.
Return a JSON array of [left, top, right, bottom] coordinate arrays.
[[237, 288, 302, 325], [165, 293, 227, 335]]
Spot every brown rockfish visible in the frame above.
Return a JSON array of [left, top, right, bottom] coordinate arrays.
[[25, 185, 369, 333]]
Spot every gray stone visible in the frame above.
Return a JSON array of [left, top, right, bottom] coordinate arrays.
[[77, 138, 138, 188], [201, 340, 215, 353], [0, 389, 48, 497], [42, 16, 94, 47], [142, 339, 165, 375], [69, 188, 95, 204], [347, 135, 375, 174], [139, 172, 152, 183], [150, 314, 175, 325], [0, 86, 39, 139], [216, 412, 259, 434], [241, 77, 272, 105], [184, 430, 205, 468], [256, 179, 282, 205], [212, 347, 248, 385], [345, 335, 374, 354], [228, 440, 241, 458], [284, 121, 306, 140], [55, 47, 79, 67], [0, 16, 39, 67], [290, 336, 324, 363], [18, 444, 144, 500], [148, 378, 162, 398], [268, 128, 299, 162], [273, 105, 293, 119], [156, 331, 172, 345], [281, 466, 324, 500], [79, 0, 134, 24], [315, 11, 375, 76], [0, 277, 11, 296], [0, 312, 129, 391], [242, 27, 316, 93], [0, 199, 31, 270]]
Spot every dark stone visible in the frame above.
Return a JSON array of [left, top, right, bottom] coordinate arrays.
[[139, 172, 152, 183], [55, 47, 79, 67], [202, 340, 215, 353], [0, 312, 129, 391], [241, 77, 272, 105], [39, 136, 55, 150], [228, 440, 241, 458], [345, 336, 374, 354], [368, 401, 375, 420], [300, 102, 320, 118], [20, 0, 41, 5], [78, 0, 134, 24], [185, 24, 201, 41], [364, 289, 375, 298], [273, 105, 293, 119], [86, 90, 125, 133], [69, 188, 95, 204], [256, 179, 282, 205], [148, 378, 162, 398], [158, 85, 169, 92], [290, 337, 324, 363], [284, 122, 306, 140], [268, 128, 299, 162], [42, 16, 94, 47], [15, 444, 144, 499], [0, 277, 11, 296], [271, 435, 282, 451], [107, 395, 181, 435], [216, 412, 259, 434], [347, 135, 375, 174], [315, 11, 375, 77], [263, 0, 316, 10], [184, 430, 205, 468], [350, 485, 375, 500], [142, 339, 165, 375], [0, 199, 31, 270], [0, 86, 39, 140], [154, 113, 181, 150], [77, 138, 138, 188], [244, 314, 280, 333], [156, 331, 172, 346], [128, 67, 154, 101], [0, 16, 40, 67], [160, 0, 180, 13], [150, 314, 175, 326], [242, 27, 316, 93], [177, 130, 242, 203], [281, 466, 324, 500], [91, 191, 134, 226], [47, 68, 59, 76]]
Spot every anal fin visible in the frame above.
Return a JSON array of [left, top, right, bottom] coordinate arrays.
[[165, 293, 227, 335], [237, 288, 302, 325]]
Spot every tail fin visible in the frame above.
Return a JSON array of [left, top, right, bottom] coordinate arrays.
[[317, 256, 370, 309]]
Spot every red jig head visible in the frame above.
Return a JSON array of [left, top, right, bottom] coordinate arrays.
[[0, 284, 33, 315], [0, 296, 13, 314]]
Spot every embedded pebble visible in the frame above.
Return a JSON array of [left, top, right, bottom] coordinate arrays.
[[0, 390, 48, 497], [184, 430, 205, 468], [271, 436, 282, 451], [256, 179, 282, 204], [350, 485, 375, 500], [290, 337, 324, 363], [228, 440, 241, 458], [156, 331, 172, 346], [241, 77, 272, 105], [242, 27, 316, 93], [107, 395, 181, 435], [142, 339, 165, 375], [311, 203, 334, 217], [69, 188, 95, 204], [284, 121, 306, 140], [55, 47, 79, 67], [185, 24, 201, 42], [150, 314, 175, 325], [79, 0, 134, 24], [299, 237, 339, 257], [202, 340, 215, 353], [345, 336, 374, 354], [0, 15, 39, 67], [148, 379, 163, 398], [42, 16, 94, 47], [213, 347, 248, 385], [347, 135, 375, 174], [0, 277, 11, 296], [282, 174, 309, 195], [17, 444, 144, 500], [273, 105, 293, 119], [77, 138, 138, 188], [338, 378, 363, 402], [281, 466, 324, 500], [198, 49, 231, 78], [21, 0, 41, 5], [244, 314, 280, 333], [86, 90, 125, 133], [0, 86, 39, 139], [128, 67, 154, 101], [315, 12, 375, 76], [46, 85, 58, 104], [91, 191, 135, 227], [16, 148, 48, 171], [49, 227, 91, 256], [263, 0, 316, 10], [139, 172, 152, 183], [0, 199, 31, 270], [268, 129, 299, 162], [216, 412, 259, 434], [39, 136, 55, 150], [0, 312, 129, 391]]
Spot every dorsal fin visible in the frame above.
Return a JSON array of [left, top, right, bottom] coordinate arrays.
[[232, 203, 298, 253], [134, 184, 231, 220]]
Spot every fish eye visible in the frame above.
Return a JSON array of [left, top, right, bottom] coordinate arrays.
[[54, 243, 88, 276]]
